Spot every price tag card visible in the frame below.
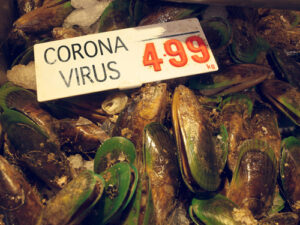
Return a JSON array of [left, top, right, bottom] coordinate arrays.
[[34, 18, 218, 102]]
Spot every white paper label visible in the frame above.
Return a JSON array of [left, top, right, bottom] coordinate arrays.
[[34, 18, 218, 102]]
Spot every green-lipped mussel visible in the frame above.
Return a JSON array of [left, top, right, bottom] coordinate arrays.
[[172, 85, 226, 193], [280, 136, 300, 213], [189, 194, 244, 225], [86, 162, 138, 225], [220, 94, 253, 171], [0, 155, 43, 225], [143, 122, 181, 225], [189, 64, 273, 96], [227, 139, 277, 219], [3, 2, 300, 224], [40, 170, 105, 225], [267, 48, 300, 89], [259, 79, 300, 126]]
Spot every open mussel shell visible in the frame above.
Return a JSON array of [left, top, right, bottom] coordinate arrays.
[[172, 85, 222, 193], [143, 122, 181, 225], [86, 162, 138, 225], [94, 136, 136, 174], [189, 64, 273, 96], [267, 48, 300, 89], [189, 194, 240, 225], [40, 170, 105, 225], [259, 79, 300, 126], [201, 17, 232, 53], [280, 136, 300, 212], [227, 139, 277, 219]]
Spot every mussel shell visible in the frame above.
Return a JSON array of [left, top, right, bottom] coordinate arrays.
[[268, 188, 285, 216], [259, 79, 300, 126], [189, 64, 273, 96], [94, 136, 136, 174], [112, 83, 168, 171], [280, 136, 300, 212], [267, 48, 300, 89], [120, 172, 153, 225], [138, 2, 206, 26], [228, 18, 269, 64], [1, 109, 73, 189], [143, 122, 181, 225], [250, 101, 281, 162], [41, 170, 105, 225], [98, 0, 132, 32], [0, 85, 60, 142], [0, 155, 42, 225], [172, 85, 221, 193], [0, 85, 36, 110], [220, 94, 253, 172], [227, 139, 277, 218], [201, 17, 232, 52], [13, 0, 73, 33], [87, 162, 137, 225], [189, 194, 240, 225], [57, 117, 109, 155]]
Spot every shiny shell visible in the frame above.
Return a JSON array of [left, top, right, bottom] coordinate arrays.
[[41, 170, 105, 225], [227, 139, 277, 219], [172, 85, 221, 193], [280, 136, 300, 212]]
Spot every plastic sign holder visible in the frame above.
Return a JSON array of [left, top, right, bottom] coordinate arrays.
[[34, 18, 218, 102]]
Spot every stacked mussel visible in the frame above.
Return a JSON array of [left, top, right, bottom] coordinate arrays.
[[0, 0, 300, 224]]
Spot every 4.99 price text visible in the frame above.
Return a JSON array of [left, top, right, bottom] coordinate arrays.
[[143, 35, 210, 71]]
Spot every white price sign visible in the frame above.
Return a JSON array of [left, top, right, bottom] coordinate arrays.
[[34, 18, 218, 102]]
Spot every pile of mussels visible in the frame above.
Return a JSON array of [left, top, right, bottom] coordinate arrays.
[[0, 0, 300, 224]]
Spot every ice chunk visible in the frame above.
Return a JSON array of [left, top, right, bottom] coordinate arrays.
[[64, 1, 112, 28], [7, 61, 36, 90]]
